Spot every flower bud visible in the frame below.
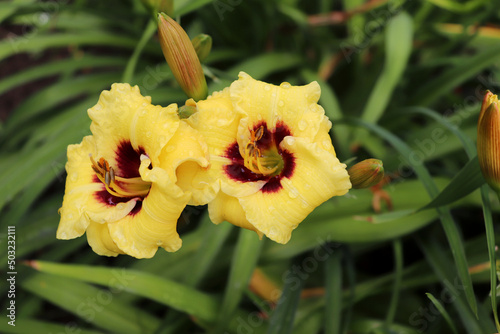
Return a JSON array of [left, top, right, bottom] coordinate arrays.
[[191, 34, 212, 62], [141, 0, 173, 16], [477, 91, 500, 191], [348, 159, 384, 189], [158, 13, 208, 101]]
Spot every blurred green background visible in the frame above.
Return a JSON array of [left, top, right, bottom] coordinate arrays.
[[2, 0, 500, 333]]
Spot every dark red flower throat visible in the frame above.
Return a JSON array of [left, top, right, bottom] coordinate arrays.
[[224, 121, 295, 193]]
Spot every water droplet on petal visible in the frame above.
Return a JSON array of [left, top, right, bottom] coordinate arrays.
[[150, 174, 158, 182], [322, 140, 331, 149], [264, 85, 271, 91], [217, 119, 228, 126], [60, 232, 67, 238], [285, 137, 295, 146], [278, 100, 285, 107], [280, 82, 291, 88], [66, 213, 74, 220], [117, 203, 125, 210], [70, 173, 78, 182], [288, 191, 298, 199], [298, 120, 307, 131], [156, 240, 163, 246], [166, 145, 176, 153]]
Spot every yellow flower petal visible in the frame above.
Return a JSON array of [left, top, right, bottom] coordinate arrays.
[[106, 159, 189, 258], [58, 83, 209, 258], [86, 222, 124, 257], [230, 72, 326, 147], [239, 137, 351, 244], [208, 192, 263, 238], [187, 88, 265, 199], [160, 120, 213, 206], [57, 136, 137, 239]]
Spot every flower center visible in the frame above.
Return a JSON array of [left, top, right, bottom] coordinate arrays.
[[243, 126, 284, 176], [90, 155, 151, 198]]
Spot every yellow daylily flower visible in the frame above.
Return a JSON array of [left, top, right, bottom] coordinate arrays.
[[187, 72, 352, 244], [57, 83, 209, 258]]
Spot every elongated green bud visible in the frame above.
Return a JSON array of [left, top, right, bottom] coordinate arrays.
[[477, 91, 500, 191], [348, 159, 384, 189], [158, 13, 208, 101], [191, 34, 212, 62]]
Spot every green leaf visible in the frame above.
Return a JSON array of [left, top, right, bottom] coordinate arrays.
[[0, 56, 127, 96], [267, 258, 305, 334], [175, 0, 215, 16], [480, 185, 500, 332], [411, 43, 500, 106], [385, 239, 403, 328], [212, 228, 263, 333], [22, 273, 161, 333], [29, 261, 220, 323], [0, 318, 104, 334], [343, 117, 478, 316], [418, 236, 495, 333], [3, 72, 118, 134], [419, 156, 484, 210], [324, 248, 343, 334], [360, 12, 413, 124], [184, 215, 233, 287], [425, 292, 459, 334]]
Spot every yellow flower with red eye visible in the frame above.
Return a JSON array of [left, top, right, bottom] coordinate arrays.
[[187, 72, 352, 244], [57, 83, 209, 258]]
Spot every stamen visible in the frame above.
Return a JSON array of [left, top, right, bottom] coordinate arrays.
[[243, 126, 283, 176], [90, 155, 151, 198]]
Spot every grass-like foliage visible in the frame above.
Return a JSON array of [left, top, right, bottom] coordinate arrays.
[[1, 0, 500, 333]]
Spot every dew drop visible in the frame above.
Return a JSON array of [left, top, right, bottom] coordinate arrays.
[[70, 173, 78, 182], [298, 120, 307, 131], [139, 109, 147, 116], [117, 203, 125, 210], [156, 240, 163, 246], [322, 140, 331, 148], [264, 85, 271, 91], [278, 100, 285, 107], [159, 135, 166, 143], [146, 131, 152, 138], [268, 205, 275, 212], [94, 104, 102, 111], [288, 191, 298, 199], [66, 213, 74, 220], [166, 145, 176, 153], [280, 82, 291, 88], [305, 183, 311, 189], [285, 137, 295, 146], [60, 232, 67, 239], [150, 174, 158, 182], [217, 119, 228, 127]]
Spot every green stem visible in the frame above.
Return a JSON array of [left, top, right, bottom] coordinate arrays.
[[385, 238, 403, 329], [121, 19, 157, 83], [485, 187, 500, 332]]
